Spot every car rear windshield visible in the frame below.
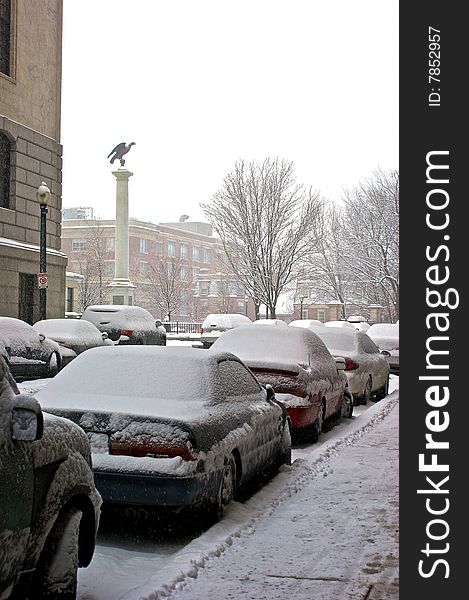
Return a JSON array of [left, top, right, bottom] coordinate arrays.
[[313, 330, 357, 352]]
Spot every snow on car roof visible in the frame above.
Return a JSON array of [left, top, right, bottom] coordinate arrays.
[[36, 346, 239, 418], [83, 305, 155, 326], [252, 319, 287, 326], [0, 316, 45, 352], [33, 318, 102, 341], [211, 324, 336, 372], [324, 320, 355, 328], [289, 319, 325, 328], [201, 314, 252, 330]]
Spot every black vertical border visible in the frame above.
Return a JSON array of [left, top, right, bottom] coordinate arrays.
[[400, 2, 465, 597]]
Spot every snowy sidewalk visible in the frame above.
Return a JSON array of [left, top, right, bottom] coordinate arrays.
[[129, 394, 399, 600]]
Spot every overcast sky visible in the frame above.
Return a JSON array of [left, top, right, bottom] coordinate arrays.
[[60, 0, 398, 225]]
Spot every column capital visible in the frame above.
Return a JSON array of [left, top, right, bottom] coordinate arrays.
[[112, 169, 134, 181]]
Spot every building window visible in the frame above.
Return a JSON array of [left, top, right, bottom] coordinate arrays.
[[180, 243, 188, 259], [105, 261, 115, 276], [72, 239, 87, 252], [199, 281, 210, 296], [66, 287, 74, 312], [180, 266, 188, 280], [318, 309, 325, 323], [140, 261, 148, 276], [106, 237, 115, 252], [192, 246, 199, 262], [192, 267, 200, 281], [0, 0, 12, 76], [157, 241, 163, 256], [0, 131, 11, 209], [140, 238, 148, 254], [203, 248, 211, 264], [168, 240, 176, 257]]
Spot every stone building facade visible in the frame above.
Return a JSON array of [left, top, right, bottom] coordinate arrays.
[[1, 0, 66, 323]]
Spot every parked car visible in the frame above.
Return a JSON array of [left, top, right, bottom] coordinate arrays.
[[367, 323, 399, 375], [35, 346, 291, 519], [252, 319, 287, 326], [0, 317, 62, 379], [289, 319, 325, 329], [82, 305, 167, 346], [200, 313, 252, 348], [308, 326, 390, 404], [324, 320, 355, 329], [0, 356, 101, 599], [210, 324, 352, 441], [33, 318, 114, 367]]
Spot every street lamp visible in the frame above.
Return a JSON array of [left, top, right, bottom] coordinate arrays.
[[299, 295, 306, 319], [36, 181, 51, 321]]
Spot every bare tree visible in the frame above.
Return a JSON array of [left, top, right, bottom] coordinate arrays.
[[138, 254, 193, 320], [342, 169, 399, 321], [202, 159, 322, 318], [74, 221, 112, 311]]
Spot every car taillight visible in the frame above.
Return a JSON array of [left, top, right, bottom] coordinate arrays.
[[60, 342, 73, 349], [344, 357, 359, 371], [109, 436, 196, 461], [121, 329, 133, 337]]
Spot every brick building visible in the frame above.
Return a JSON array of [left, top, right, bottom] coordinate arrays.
[[61, 216, 254, 321]]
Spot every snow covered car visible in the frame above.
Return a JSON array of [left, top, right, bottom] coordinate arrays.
[[0, 317, 62, 379], [0, 356, 101, 600], [252, 319, 287, 326], [35, 346, 291, 518], [366, 323, 399, 375], [82, 305, 167, 346], [33, 318, 114, 367], [210, 325, 352, 441], [324, 320, 355, 329], [200, 313, 252, 348], [309, 327, 390, 404], [289, 319, 325, 329]]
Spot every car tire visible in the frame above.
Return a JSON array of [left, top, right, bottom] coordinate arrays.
[[47, 352, 60, 377], [374, 375, 389, 401], [214, 456, 237, 520], [310, 402, 326, 442], [36, 506, 82, 599], [341, 389, 354, 419], [362, 376, 373, 405]]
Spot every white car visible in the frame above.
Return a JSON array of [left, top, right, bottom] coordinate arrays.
[[309, 326, 390, 405], [200, 313, 252, 348], [252, 319, 288, 326], [367, 323, 399, 375], [289, 319, 325, 329], [324, 320, 355, 329]]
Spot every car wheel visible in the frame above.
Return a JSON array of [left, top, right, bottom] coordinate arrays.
[[213, 456, 237, 520], [362, 376, 373, 404], [310, 402, 325, 442], [47, 352, 60, 377], [36, 506, 82, 599], [374, 375, 389, 401], [341, 389, 354, 419]]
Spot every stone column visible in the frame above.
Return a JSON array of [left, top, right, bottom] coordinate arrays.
[[107, 169, 136, 305]]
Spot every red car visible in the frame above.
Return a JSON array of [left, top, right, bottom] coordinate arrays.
[[210, 324, 352, 441]]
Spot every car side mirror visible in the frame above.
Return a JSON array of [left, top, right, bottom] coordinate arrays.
[[381, 350, 391, 357], [11, 406, 44, 442], [335, 357, 346, 371], [38, 333, 46, 342], [155, 320, 162, 328], [102, 332, 109, 340], [264, 384, 275, 401]]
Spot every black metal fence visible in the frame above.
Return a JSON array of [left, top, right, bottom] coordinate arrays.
[[163, 321, 203, 334]]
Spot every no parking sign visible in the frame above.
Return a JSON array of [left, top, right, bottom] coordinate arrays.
[[37, 272, 48, 289]]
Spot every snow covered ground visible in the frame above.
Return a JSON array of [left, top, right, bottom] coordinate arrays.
[[18, 375, 399, 600]]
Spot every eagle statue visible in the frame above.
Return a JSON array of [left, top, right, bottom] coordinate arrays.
[[107, 142, 136, 167]]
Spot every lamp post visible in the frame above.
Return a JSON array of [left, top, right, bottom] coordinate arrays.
[[37, 182, 51, 321], [299, 295, 305, 319]]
